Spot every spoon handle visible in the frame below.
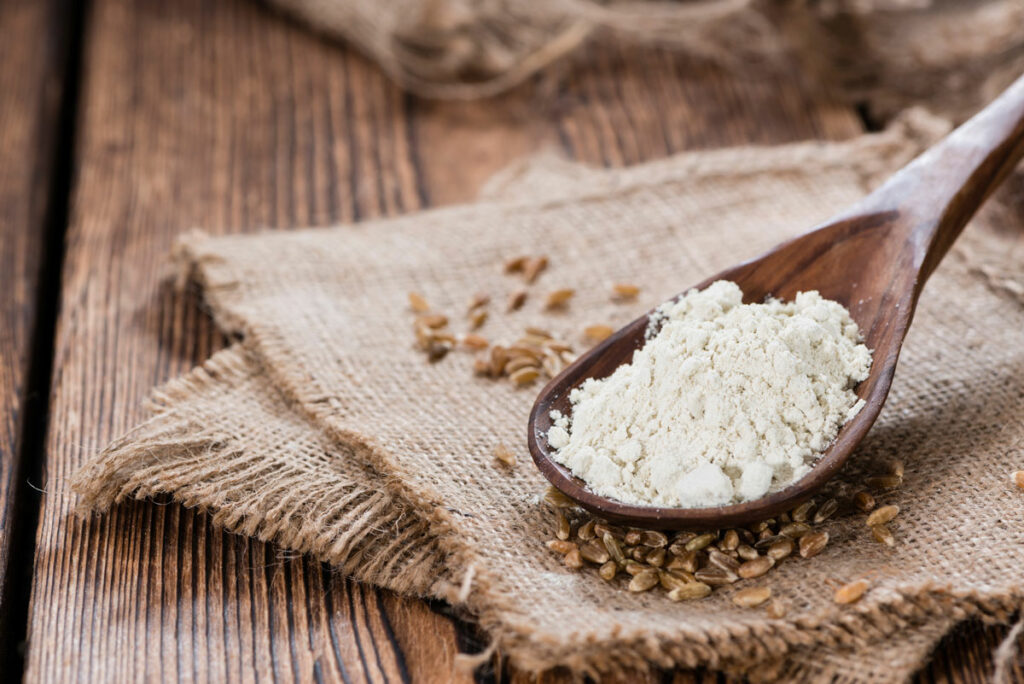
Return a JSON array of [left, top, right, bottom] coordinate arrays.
[[855, 72, 1024, 285]]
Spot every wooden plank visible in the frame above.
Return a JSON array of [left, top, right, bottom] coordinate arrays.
[[0, 0, 69, 660], [25, 0, 949, 681]]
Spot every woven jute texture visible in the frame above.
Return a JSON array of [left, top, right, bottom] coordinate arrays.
[[262, 0, 1024, 122], [73, 112, 1024, 680]]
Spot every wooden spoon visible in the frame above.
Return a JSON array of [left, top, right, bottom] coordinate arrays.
[[528, 74, 1024, 529]]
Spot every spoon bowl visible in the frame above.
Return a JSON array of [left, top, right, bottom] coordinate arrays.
[[528, 74, 1024, 529]]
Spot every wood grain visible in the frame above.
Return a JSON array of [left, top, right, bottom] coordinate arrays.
[[24, 0, 1013, 681], [0, 0, 69, 650]]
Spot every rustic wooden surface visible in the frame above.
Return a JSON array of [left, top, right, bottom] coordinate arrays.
[[3, 0, 1019, 681], [0, 0, 69, 660]]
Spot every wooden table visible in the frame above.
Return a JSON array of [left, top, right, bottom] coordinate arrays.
[[0, 1, 1019, 681]]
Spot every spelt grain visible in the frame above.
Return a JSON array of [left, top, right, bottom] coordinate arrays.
[[854, 490, 876, 512], [584, 324, 614, 342], [865, 504, 899, 527], [738, 556, 774, 579], [668, 583, 712, 601], [628, 570, 660, 592], [813, 498, 839, 524], [493, 444, 516, 467], [834, 579, 869, 604], [733, 586, 771, 608], [870, 523, 895, 546], [408, 292, 430, 313], [798, 531, 829, 558]]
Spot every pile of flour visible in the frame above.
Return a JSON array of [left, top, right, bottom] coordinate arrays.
[[547, 280, 872, 508]]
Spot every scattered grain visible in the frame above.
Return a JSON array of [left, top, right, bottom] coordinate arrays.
[[765, 599, 787, 619], [646, 548, 666, 568], [834, 579, 869, 604], [629, 570, 661, 593], [708, 548, 740, 573], [602, 532, 626, 566], [507, 289, 527, 312], [547, 540, 577, 554], [523, 256, 548, 283], [469, 309, 488, 330], [543, 486, 575, 509], [555, 510, 571, 540], [578, 519, 596, 541], [737, 545, 759, 562], [510, 367, 540, 386], [505, 356, 540, 375], [854, 490, 876, 512], [461, 333, 489, 350], [791, 500, 815, 523], [580, 542, 611, 564], [599, 561, 618, 581], [695, 567, 738, 586], [779, 522, 811, 538], [870, 523, 895, 547], [813, 498, 839, 524], [766, 538, 794, 561], [418, 313, 448, 329], [799, 531, 829, 558], [733, 586, 771, 608], [494, 444, 516, 467], [640, 530, 669, 548], [504, 256, 528, 273], [866, 474, 902, 490], [624, 529, 642, 546], [426, 342, 450, 363], [408, 292, 430, 313], [686, 533, 717, 552], [1013, 471, 1024, 491], [865, 504, 899, 527], [563, 549, 583, 569], [668, 583, 712, 601], [467, 292, 490, 311], [584, 324, 615, 342], [738, 556, 774, 579], [544, 288, 575, 309], [667, 550, 699, 573], [612, 283, 641, 300]]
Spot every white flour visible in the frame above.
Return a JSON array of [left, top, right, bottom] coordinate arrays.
[[547, 281, 871, 508]]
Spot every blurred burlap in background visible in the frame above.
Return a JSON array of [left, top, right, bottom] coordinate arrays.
[[265, 0, 1024, 121]]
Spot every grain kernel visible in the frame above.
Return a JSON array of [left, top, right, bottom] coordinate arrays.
[[522, 256, 548, 283], [546, 540, 576, 554], [493, 444, 515, 467], [506, 289, 527, 312], [563, 549, 583, 569], [584, 325, 614, 342], [853, 490, 876, 512], [544, 288, 575, 309], [733, 586, 771, 608], [870, 523, 895, 547], [611, 283, 640, 299], [1012, 471, 1024, 491], [865, 504, 899, 527], [798, 531, 829, 558], [628, 570, 659, 592], [834, 579, 869, 604], [408, 292, 430, 313], [668, 583, 712, 601], [738, 556, 774, 579]]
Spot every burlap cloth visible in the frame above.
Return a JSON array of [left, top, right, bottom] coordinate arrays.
[[72, 110, 1024, 681], [263, 0, 1024, 123]]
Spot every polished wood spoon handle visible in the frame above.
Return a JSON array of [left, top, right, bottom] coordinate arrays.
[[848, 72, 1024, 286]]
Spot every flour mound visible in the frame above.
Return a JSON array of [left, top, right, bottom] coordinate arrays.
[[548, 280, 872, 508]]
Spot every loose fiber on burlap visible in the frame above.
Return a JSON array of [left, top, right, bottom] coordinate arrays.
[[73, 112, 1024, 680]]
